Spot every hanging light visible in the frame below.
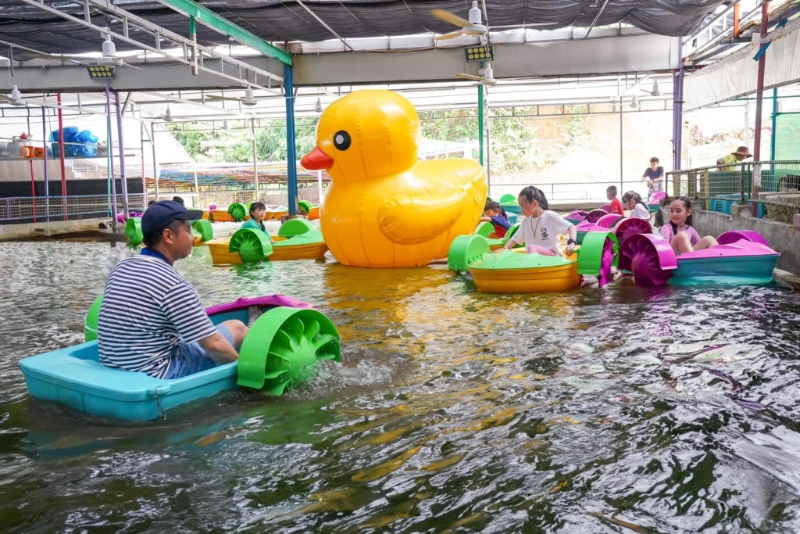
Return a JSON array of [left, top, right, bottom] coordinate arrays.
[[97, 29, 123, 66], [629, 95, 639, 109], [242, 85, 256, 106], [10, 85, 24, 105], [163, 105, 173, 122], [101, 30, 116, 58], [468, 1, 482, 25], [314, 98, 323, 113], [651, 79, 660, 96], [481, 63, 495, 85], [223, 118, 230, 130]]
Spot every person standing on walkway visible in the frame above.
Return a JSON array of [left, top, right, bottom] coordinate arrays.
[[642, 157, 665, 197]]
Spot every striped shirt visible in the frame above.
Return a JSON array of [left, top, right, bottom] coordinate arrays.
[[97, 253, 217, 378]]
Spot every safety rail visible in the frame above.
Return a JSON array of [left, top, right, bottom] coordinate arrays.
[[665, 161, 800, 214], [153, 187, 324, 210], [489, 181, 648, 205], [0, 194, 146, 223]]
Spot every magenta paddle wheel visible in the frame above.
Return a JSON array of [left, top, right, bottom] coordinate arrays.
[[584, 209, 608, 224], [618, 234, 677, 287], [614, 218, 652, 244], [597, 236, 617, 287], [596, 213, 623, 228]]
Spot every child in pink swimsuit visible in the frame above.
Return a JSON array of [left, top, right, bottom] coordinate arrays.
[[659, 197, 718, 254]]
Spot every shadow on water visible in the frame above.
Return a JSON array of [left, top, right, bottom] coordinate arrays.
[[2, 241, 800, 532]]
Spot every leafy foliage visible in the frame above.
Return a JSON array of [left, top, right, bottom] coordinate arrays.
[[166, 107, 587, 178]]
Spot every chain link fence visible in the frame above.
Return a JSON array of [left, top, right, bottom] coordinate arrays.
[[0, 194, 147, 223], [665, 160, 800, 221]]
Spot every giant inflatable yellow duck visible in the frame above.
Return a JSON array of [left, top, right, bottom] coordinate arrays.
[[301, 90, 487, 268]]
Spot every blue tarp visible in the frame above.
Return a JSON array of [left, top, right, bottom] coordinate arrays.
[[49, 127, 98, 158]]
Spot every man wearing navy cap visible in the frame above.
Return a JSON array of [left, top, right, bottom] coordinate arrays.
[[97, 200, 248, 379]]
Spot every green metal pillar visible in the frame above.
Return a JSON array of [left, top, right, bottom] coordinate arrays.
[[478, 84, 484, 167], [285, 64, 298, 215], [189, 16, 197, 75], [770, 88, 778, 161]]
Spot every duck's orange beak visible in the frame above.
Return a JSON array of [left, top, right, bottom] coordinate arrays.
[[301, 146, 333, 170]]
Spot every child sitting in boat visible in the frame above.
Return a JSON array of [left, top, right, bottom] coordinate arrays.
[[480, 201, 511, 238], [240, 202, 274, 243], [621, 191, 650, 220], [606, 185, 625, 216], [499, 186, 577, 256], [660, 197, 718, 254]]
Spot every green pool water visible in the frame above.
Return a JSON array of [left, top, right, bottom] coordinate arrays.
[[2, 240, 800, 532]]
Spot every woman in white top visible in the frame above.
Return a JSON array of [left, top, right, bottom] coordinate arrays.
[[621, 191, 651, 220], [500, 186, 577, 257]]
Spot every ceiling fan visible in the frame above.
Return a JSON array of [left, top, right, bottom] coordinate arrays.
[[160, 104, 174, 122], [457, 63, 496, 85], [431, 1, 555, 40], [640, 79, 661, 97], [204, 85, 258, 106], [0, 86, 25, 106]]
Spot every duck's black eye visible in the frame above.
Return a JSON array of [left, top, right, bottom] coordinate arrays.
[[333, 130, 351, 151]]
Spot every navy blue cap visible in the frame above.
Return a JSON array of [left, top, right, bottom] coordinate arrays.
[[142, 200, 203, 237]]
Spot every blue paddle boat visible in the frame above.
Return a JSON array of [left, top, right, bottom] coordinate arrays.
[[19, 295, 341, 421]]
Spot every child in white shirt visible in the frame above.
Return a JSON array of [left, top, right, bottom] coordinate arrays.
[[500, 186, 577, 257], [621, 191, 651, 220]]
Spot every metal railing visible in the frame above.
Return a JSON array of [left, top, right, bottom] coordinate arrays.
[[489, 181, 648, 204], [0, 194, 146, 223], [665, 161, 800, 212], [152, 186, 325, 210]]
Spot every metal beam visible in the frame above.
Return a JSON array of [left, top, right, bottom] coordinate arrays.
[[151, 0, 292, 65], [5, 57, 278, 93], [292, 34, 680, 86], [295, 0, 353, 52], [585, 0, 611, 39], [21, 0, 283, 88]]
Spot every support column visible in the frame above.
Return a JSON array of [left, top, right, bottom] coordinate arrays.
[[114, 91, 129, 219], [151, 123, 159, 201], [673, 37, 684, 174], [284, 64, 298, 216], [770, 88, 778, 160], [619, 100, 623, 192], [478, 84, 485, 167], [752, 1, 770, 207], [252, 117, 259, 198], [41, 106, 50, 222], [57, 93, 67, 220], [105, 81, 118, 232], [140, 122, 147, 206]]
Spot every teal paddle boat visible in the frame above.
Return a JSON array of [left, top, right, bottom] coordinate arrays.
[[19, 295, 341, 421]]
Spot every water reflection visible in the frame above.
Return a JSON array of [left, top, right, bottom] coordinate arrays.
[[1, 241, 800, 532]]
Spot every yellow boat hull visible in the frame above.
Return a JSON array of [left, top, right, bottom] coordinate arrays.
[[469, 262, 581, 293], [269, 242, 328, 261], [207, 237, 327, 265]]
